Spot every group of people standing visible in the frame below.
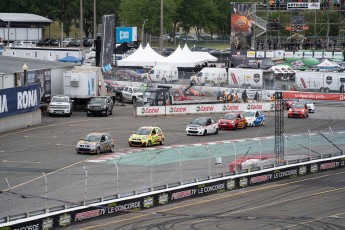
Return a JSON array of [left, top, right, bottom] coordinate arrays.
[[217, 90, 260, 103]]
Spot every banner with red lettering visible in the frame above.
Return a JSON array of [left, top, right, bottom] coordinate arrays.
[[282, 91, 345, 101]]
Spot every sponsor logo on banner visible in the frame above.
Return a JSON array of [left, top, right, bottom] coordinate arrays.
[[239, 177, 248, 187], [143, 196, 154, 208], [107, 201, 141, 213], [320, 162, 339, 170], [222, 104, 240, 111], [42, 218, 54, 230], [171, 189, 193, 200], [75, 209, 104, 221], [196, 105, 214, 112], [326, 76, 332, 85], [10, 224, 40, 230], [169, 106, 187, 113], [270, 104, 274, 110], [299, 165, 307, 175], [250, 174, 272, 184], [273, 169, 298, 179], [254, 74, 260, 83], [227, 179, 236, 190], [247, 104, 263, 110], [159, 193, 169, 205], [197, 183, 226, 194], [141, 107, 160, 114], [310, 164, 318, 173], [59, 214, 72, 227]]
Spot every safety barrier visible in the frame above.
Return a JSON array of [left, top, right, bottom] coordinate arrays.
[[1, 153, 344, 229]]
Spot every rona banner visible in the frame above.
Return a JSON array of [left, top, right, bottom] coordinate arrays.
[[0, 84, 40, 119]]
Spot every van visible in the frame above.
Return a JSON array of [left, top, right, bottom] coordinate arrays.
[[12, 40, 37, 48], [145, 65, 178, 83], [190, 67, 227, 86]]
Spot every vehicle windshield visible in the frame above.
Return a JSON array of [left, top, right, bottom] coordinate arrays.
[[51, 97, 68, 103], [133, 88, 143, 93], [135, 128, 151, 135], [243, 111, 255, 117], [84, 134, 101, 141], [292, 103, 305, 108], [90, 97, 106, 104], [191, 118, 207, 125], [299, 99, 312, 104], [224, 114, 237, 120]]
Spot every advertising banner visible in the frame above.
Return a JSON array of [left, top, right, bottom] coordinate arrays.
[[287, 2, 320, 10], [116, 27, 138, 43], [101, 15, 115, 67], [16, 69, 51, 103], [0, 84, 40, 119], [137, 106, 165, 116], [282, 91, 345, 101], [230, 3, 253, 50]]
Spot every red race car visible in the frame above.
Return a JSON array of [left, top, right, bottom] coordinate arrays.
[[288, 102, 309, 118], [218, 113, 247, 130]]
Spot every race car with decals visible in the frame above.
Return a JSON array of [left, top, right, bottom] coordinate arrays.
[[218, 113, 247, 130], [186, 117, 219, 135], [243, 110, 265, 127], [128, 126, 165, 147]]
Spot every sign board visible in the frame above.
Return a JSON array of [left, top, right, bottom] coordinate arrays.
[[116, 27, 138, 43]]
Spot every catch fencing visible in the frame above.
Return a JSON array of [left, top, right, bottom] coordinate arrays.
[[0, 128, 344, 224]]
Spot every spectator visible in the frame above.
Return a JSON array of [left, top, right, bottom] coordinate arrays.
[[254, 91, 259, 102], [242, 90, 248, 103], [340, 83, 344, 93]]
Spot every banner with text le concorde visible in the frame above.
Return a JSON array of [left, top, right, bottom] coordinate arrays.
[[0, 84, 40, 119]]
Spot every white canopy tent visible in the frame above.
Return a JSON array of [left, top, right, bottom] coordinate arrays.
[[157, 45, 204, 67], [316, 59, 340, 70], [193, 51, 218, 62], [117, 44, 167, 67]]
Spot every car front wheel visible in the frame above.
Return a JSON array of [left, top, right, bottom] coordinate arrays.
[[96, 147, 101, 155], [160, 138, 164, 145], [147, 140, 152, 147]]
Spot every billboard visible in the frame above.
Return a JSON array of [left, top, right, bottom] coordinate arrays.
[[230, 3, 254, 50], [16, 69, 51, 103], [115, 27, 138, 43], [0, 84, 40, 119], [101, 15, 115, 67]]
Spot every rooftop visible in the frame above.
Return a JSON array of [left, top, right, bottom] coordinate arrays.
[[0, 13, 52, 23]]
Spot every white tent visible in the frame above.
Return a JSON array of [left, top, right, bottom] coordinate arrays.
[[117, 44, 166, 67], [157, 45, 204, 67], [193, 51, 218, 62], [181, 44, 208, 63]]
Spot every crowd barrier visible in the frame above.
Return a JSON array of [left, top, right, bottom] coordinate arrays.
[[1, 154, 344, 229]]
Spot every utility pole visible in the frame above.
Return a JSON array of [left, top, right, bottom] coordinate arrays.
[[160, 0, 163, 53]]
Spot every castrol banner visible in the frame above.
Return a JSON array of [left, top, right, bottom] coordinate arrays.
[[282, 91, 345, 101], [136, 102, 274, 116]]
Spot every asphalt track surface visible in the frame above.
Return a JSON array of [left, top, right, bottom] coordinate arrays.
[[0, 101, 345, 223]]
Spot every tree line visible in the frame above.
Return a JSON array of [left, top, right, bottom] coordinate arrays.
[[0, 0, 233, 38]]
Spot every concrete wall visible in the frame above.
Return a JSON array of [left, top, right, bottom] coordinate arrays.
[[0, 110, 41, 134]]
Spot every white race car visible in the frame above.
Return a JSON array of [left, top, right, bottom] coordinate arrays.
[[243, 110, 265, 127], [298, 99, 315, 113], [186, 117, 219, 136]]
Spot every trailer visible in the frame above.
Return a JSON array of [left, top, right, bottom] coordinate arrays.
[[228, 68, 274, 89], [63, 66, 108, 110], [295, 71, 345, 92]]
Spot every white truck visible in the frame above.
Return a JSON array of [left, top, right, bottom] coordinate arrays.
[[190, 67, 227, 86], [144, 65, 178, 83], [295, 71, 345, 92], [228, 68, 274, 89], [63, 66, 108, 110], [48, 95, 73, 117]]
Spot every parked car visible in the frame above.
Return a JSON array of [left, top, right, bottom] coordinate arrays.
[[35, 40, 45, 47], [62, 38, 75, 46], [243, 110, 265, 127], [186, 117, 219, 136], [122, 86, 144, 104], [288, 102, 309, 118], [83, 38, 94, 47], [218, 113, 247, 130], [86, 96, 113, 117], [44, 38, 59, 46], [76, 132, 115, 154], [0, 45, 3, 55], [128, 126, 165, 147], [67, 39, 80, 47]]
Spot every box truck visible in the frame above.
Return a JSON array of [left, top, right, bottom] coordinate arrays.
[[190, 67, 227, 86], [144, 65, 178, 83], [295, 71, 345, 92], [63, 66, 108, 110]]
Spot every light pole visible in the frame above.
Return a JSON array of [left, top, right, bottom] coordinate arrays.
[[160, 0, 163, 53], [141, 19, 148, 46], [232, 142, 237, 172], [22, 63, 28, 86], [93, 0, 97, 39], [80, 0, 84, 49]]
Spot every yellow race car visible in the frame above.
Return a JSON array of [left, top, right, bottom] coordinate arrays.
[[128, 126, 165, 147]]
